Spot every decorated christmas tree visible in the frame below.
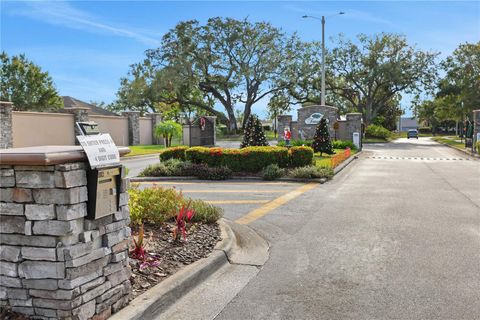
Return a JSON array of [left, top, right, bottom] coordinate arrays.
[[311, 118, 334, 155], [241, 114, 269, 148]]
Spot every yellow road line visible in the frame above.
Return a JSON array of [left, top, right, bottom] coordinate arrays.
[[205, 200, 270, 204], [181, 190, 285, 193], [235, 183, 318, 225]]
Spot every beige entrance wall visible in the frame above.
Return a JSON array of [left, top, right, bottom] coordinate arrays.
[[12, 111, 75, 147], [139, 117, 153, 145], [90, 115, 129, 146]]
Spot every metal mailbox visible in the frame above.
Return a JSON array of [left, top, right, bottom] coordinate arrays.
[[76, 120, 123, 220], [86, 166, 122, 220]]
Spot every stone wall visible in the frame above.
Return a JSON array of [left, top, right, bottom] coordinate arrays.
[[0, 162, 131, 319], [277, 107, 363, 147], [0, 102, 13, 149], [297, 105, 339, 139], [123, 112, 140, 146], [0, 101, 163, 148], [473, 110, 480, 151]]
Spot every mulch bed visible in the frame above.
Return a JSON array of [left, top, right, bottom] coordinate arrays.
[[129, 222, 221, 299]]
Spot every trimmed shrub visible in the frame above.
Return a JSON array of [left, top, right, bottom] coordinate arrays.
[[139, 159, 192, 177], [139, 163, 170, 177], [128, 186, 223, 225], [365, 124, 392, 139], [186, 146, 289, 172], [332, 140, 357, 150], [128, 186, 184, 225], [418, 127, 432, 134], [288, 166, 334, 179], [277, 139, 313, 147], [262, 164, 285, 180], [289, 146, 314, 167], [189, 199, 224, 223], [159, 146, 188, 161], [195, 166, 233, 180], [185, 147, 223, 167]]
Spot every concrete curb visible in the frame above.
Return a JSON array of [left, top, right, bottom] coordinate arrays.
[[130, 176, 327, 184], [334, 151, 362, 175], [432, 140, 479, 159], [121, 153, 160, 160], [110, 218, 267, 320]]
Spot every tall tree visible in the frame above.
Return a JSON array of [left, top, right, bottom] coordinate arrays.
[[0, 52, 63, 111], [143, 18, 293, 132], [327, 33, 438, 124], [437, 42, 480, 117]]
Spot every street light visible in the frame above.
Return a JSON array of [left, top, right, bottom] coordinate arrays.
[[302, 12, 345, 106]]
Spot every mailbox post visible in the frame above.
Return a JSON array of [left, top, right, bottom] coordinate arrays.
[[76, 122, 123, 220]]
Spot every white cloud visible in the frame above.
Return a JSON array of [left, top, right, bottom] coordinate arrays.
[[9, 1, 161, 46]]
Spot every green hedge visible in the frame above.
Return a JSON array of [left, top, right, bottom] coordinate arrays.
[[159, 146, 188, 161], [332, 140, 357, 150], [185, 146, 290, 172], [365, 125, 392, 139], [289, 146, 314, 167]]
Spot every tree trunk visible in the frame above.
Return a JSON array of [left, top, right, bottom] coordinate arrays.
[[225, 107, 238, 133], [242, 102, 253, 130]]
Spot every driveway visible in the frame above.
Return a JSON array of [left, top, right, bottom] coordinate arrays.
[[155, 137, 480, 319]]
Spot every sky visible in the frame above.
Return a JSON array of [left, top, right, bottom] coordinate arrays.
[[1, 0, 479, 118]]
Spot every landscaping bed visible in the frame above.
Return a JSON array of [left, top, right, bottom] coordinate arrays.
[[138, 144, 360, 181], [127, 185, 224, 298], [129, 222, 220, 299]]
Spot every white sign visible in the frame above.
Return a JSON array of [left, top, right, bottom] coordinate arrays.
[[305, 113, 324, 125], [77, 134, 120, 169], [353, 132, 361, 149]]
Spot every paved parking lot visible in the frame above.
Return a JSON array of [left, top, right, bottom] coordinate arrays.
[[133, 180, 316, 223]]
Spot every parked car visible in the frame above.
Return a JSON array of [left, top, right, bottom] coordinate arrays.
[[407, 129, 418, 139]]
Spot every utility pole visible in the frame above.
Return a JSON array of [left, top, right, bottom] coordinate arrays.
[[303, 12, 345, 106]]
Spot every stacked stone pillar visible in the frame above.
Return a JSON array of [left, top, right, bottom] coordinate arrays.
[[473, 109, 480, 153], [276, 115, 293, 140], [0, 101, 14, 149], [67, 107, 90, 140], [123, 112, 140, 146], [0, 155, 131, 319], [147, 113, 162, 145], [204, 116, 217, 146]]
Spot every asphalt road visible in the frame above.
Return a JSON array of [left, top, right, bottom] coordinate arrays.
[[153, 137, 480, 319], [121, 154, 159, 178]]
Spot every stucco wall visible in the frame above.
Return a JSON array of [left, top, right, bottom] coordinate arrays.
[[12, 111, 75, 147], [90, 115, 129, 146], [139, 117, 153, 145]]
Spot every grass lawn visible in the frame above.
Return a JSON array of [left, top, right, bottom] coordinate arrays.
[[124, 145, 166, 157], [431, 136, 465, 149], [314, 148, 357, 168]]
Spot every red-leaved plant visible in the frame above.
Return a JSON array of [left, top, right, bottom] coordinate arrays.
[[173, 200, 196, 241], [131, 223, 146, 260]]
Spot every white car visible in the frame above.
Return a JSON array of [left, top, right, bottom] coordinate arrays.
[[305, 113, 324, 125]]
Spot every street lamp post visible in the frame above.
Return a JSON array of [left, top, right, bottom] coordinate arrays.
[[303, 12, 345, 106]]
